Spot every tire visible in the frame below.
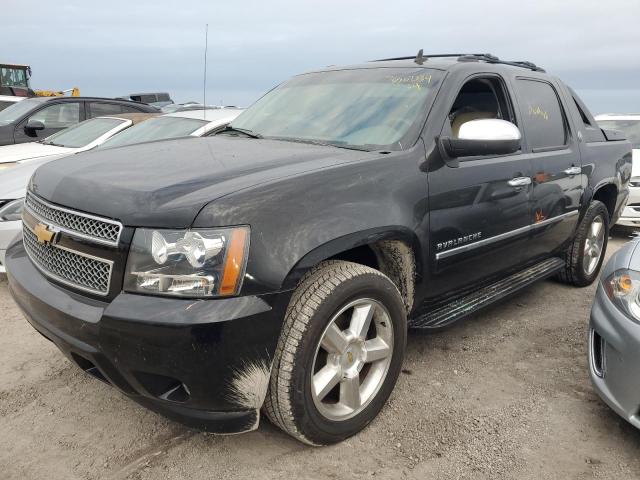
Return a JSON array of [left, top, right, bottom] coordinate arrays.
[[264, 260, 407, 445], [557, 200, 609, 287]]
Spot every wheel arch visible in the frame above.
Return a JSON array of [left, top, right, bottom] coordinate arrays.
[[591, 182, 618, 221], [281, 226, 422, 312]]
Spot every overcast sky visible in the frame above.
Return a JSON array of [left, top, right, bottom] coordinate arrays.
[[4, 0, 640, 114]]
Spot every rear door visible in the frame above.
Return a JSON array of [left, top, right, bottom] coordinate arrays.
[[511, 77, 582, 259], [13, 100, 84, 143]]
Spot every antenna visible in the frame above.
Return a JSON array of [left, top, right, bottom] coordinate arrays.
[[203, 24, 209, 119]]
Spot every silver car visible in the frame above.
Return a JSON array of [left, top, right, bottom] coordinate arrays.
[[590, 237, 640, 428]]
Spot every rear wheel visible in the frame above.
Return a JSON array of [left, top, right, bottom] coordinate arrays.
[[557, 200, 609, 286], [264, 260, 406, 445]]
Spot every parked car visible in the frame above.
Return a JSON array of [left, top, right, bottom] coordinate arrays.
[[0, 110, 238, 271], [590, 237, 640, 429], [596, 114, 640, 229], [95, 108, 243, 150], [0, 113, 157, 166], [0, 96, 158, 146], [5, 53, 632, 445], [0, 95, 24, 112]]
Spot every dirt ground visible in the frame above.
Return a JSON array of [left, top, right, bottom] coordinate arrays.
[[2, 231, 640, 480]]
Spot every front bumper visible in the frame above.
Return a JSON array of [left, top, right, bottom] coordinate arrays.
[[0, 219, 21, 272], [6, 240, 289, 434], [589, 283, 640, 429], [616, 186, 640, 228]]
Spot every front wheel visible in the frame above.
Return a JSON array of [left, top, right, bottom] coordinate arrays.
[[557, 200, 609, 287], [264, 260, 407, 445]]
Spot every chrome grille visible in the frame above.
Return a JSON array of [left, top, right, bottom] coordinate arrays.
[[23, 226, 112, 296], [25, 192, 122, 246]]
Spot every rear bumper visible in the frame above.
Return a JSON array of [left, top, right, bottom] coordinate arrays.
[[6, 240, 290, 434], [589, 283, 640, 429]]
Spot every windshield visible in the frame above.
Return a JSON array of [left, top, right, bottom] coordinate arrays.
[[97, 116, 208, 149], [597, 119, 640, 149], [0, 100, 17, 112], [42, 117, 126, 148], [1, 67, 29, 88], [0, 98, 44, 125], [228, 68, 443, 150]]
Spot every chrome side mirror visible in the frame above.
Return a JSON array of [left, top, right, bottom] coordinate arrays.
[[441, 119, 522, 159]]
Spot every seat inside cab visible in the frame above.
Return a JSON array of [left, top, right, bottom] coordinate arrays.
[[449, 77, 515, 137]]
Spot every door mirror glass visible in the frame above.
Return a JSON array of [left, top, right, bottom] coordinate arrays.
[[442, 119, 522, 158], [24, 119, 45, 132]]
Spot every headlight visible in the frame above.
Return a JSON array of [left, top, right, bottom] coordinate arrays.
[[604, 269, 640, 322], [124, 226, 249, 297], [0, 198, 24, 221]]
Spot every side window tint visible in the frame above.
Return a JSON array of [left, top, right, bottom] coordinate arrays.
[[29, 103, 80, 128], [515, 79, 567, 150], [89, 102, 123, 118]]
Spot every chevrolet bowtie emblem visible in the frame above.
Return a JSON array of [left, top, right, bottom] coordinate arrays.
[[34, 223, 56, 245]]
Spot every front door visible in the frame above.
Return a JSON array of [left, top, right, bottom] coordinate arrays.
[[512, 78, 582, 259], [13, 101, 83, 143], [425, 74, 532, 300]]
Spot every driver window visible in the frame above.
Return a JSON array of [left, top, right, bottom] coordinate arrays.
[[448, 77, 515, 138], [29, 103, 81, 129]]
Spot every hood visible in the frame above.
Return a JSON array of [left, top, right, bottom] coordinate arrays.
[[632, 149, 640, 177], [0, 157, 51, 200], [29, 136, 369, 227], [0, 142, 74, 164]]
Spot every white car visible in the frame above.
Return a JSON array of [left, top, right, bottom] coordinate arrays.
[[596, 114, 640, 228], [0, 113, 155, 168], [95, 108, 243, 150], [0, 109, 243, 271], [0, 95, 24, 112]]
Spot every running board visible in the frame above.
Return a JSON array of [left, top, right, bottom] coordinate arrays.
[[409, 257, 565, 329]]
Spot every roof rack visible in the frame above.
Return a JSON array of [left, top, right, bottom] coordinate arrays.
[[372, 51, 545, 72], [373, 52, 488, 62]]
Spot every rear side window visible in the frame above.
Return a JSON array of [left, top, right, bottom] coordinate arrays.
[[88, 102, 123, 118], [515, 79, 567, 150], [120, 105, 143, 114]]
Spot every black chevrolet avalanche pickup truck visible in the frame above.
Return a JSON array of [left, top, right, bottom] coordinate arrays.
[[6, 53, 632, 445]]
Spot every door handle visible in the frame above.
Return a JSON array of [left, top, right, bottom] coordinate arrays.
[[564, 166, 582, 176], [507, 177, 532, 187]]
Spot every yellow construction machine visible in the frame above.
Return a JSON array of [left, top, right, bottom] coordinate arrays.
[[1, 63, 80, 97]]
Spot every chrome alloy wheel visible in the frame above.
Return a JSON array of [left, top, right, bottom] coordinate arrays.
[[583, 215, 606, 275], [311, 298, 394, 421]]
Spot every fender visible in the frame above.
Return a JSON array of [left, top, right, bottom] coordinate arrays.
[[579, 141, 632, 223], [193, 143, 429, 297]]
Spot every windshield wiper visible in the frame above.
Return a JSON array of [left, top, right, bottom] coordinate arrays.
[[266, 136, 372, 152], [217, 126, 263, 139], [42, 140, 64, 147]]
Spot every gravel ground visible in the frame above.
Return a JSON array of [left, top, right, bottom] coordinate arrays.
[[1, 231, 640, 479]]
